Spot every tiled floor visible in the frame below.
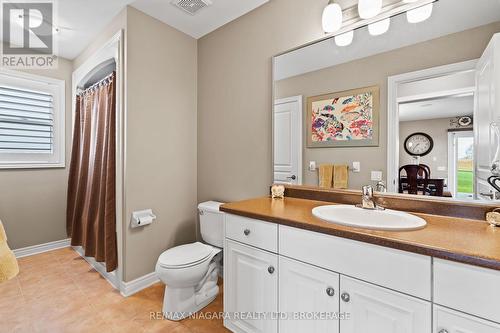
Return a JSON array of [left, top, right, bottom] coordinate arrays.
[[0, 247, 230, 333]]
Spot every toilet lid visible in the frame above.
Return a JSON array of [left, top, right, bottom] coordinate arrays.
[[158, 242, 214, 268]]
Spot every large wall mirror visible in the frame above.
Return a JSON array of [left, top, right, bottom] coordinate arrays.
[[272, 0, 500, 202]]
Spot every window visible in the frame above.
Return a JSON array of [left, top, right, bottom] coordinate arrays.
[[0, 70, 65, 168]]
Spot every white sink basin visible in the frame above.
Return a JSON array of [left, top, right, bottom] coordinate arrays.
[[312, 205, 427, 231]]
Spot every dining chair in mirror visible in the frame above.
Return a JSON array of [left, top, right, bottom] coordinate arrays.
[[399, 165, 429, 195]]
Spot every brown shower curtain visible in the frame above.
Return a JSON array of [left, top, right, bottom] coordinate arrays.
[[67, 72, 117, 272]]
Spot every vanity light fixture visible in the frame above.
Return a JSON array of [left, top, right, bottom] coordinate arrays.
[[335, 30, 354, 47], [368, 18, 391, 36], [406, 3, 433, 23], [325, 1, 435, 46], [358, 0, 382, 19], [322, 0, 343, 33]]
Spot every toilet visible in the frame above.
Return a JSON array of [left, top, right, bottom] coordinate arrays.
[[155, 201, 224, 321]]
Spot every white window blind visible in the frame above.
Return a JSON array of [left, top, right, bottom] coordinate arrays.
[[0, 86, 54, 153], [0, 70, 65, 169]]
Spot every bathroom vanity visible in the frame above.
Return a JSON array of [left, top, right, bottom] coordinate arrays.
[[221, 195, 500, 333], [238, 1, 500, 331]]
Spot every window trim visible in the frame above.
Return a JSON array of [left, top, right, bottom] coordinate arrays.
[[0, 68, 65, 169]]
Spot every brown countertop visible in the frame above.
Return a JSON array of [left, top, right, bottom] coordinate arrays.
[[220, 196, 500, 271]]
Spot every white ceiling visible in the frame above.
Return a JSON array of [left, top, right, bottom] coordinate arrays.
[[130, 0, 269, 39], [54, 0, 135, 59], [399, 95, 474, 122], [275, 0, 500, 81], [1, 0, 268, 60]]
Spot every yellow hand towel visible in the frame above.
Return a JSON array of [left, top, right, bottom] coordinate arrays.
[[318, 164, 334, 188], [333, 165, 349, 189], [0, 219, 19, 283]]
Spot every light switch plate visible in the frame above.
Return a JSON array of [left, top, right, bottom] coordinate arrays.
[[371, 171, 383, 181], [352, 161, 361, 173], [309, 161, 316, 171]]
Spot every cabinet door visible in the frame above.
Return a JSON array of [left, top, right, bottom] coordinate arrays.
[[279, 256, 340, 333], [434, 306, 500, 333], [340, 276, 431, 333], [224, 240, 278, 333], [475, 33, 500, 199]]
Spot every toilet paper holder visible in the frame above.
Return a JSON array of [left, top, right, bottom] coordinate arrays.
[[131, 209, 157, 228]]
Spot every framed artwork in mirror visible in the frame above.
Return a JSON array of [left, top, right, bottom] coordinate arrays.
[[306, 85, 380, 148]]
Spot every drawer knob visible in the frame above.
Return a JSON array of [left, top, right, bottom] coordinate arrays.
[[243, 229, 251, 236], [326, 287, 335, 297], [438, 330, 449, 333], [268, 266, 275, 274], [341, 292, 350, 302]]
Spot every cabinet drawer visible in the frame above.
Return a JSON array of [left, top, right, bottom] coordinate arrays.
[[434, 306, 500, 333], [225, 214, 278, 252], [434, 259, 500, 323], [279, 225, 431, 300]]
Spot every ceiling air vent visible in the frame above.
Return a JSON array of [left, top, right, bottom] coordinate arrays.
[[171, 0, 212, 15]]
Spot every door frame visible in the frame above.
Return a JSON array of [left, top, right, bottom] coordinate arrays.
[[387, 59, 478, 192], [448, 130, 474, 198], [71, 30, 125, 291], [273, 95, 303, 185]]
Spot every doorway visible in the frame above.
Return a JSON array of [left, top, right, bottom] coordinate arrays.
[[448, 131, 474, 199], [387, 60, 477, 196], [273, 96, 303, 185]]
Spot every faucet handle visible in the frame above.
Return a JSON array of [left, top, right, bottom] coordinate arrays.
[[375, 181, 386, 193]]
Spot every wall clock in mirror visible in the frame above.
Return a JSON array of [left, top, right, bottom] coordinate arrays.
[[458, 116, 473, 127], [404, 132, 433, 156]]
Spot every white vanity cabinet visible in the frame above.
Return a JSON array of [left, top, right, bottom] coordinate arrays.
[[224, 239, 278, 333], [340, 276, 431, 333], [434, 306, 500, 333], [223, 214, 500, 333], [279, 256, 340, 333]]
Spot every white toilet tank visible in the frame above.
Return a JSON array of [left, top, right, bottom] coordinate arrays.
[[198, 201, 224, 248]]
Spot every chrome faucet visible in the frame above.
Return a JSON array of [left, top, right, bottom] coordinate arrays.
[[357, 185, 384, 210]]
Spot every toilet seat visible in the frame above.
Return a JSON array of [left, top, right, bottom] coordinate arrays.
[[158, 242, 216, 269]]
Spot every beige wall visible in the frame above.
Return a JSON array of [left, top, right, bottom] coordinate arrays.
[[398, 118, 466, 180], [123, 7, 197, 281], [197, 0, 327, 203], [197, 0, 500, 202], [274, 22, 500, 190], [2, 5, 197, 281], [74, 7, 198, 281], [0, 57, 73, 249]]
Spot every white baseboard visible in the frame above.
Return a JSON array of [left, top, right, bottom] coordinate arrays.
[[72, 246, 120, 290], [12, 238, 158, 297], [120, 271, 160, 297], [13, 238, 71, 258]]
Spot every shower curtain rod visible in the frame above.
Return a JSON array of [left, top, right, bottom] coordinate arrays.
[[77, 71, 115, 96]]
